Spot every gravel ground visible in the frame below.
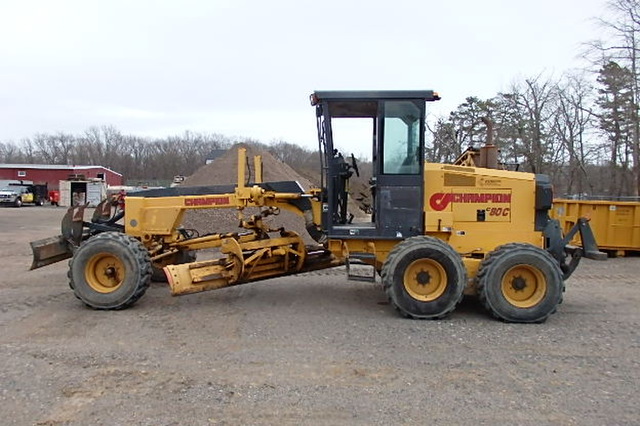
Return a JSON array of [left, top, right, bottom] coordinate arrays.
[[1, 206, 638, 425]]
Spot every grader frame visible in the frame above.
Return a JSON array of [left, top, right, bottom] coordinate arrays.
[[30, 90, 605, 323]]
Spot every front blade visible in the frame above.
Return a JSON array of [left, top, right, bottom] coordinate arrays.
[[30, 235, 72, 270]]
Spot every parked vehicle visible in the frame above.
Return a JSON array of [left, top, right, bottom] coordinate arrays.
[[0, 183, 47, 207]]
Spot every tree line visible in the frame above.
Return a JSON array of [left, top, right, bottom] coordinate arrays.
[[0, 126, 241, 183], [0, 126, 324, 186], [427, 64, 637, 198], [428, 0, 640, 198], [1, 0, 639, 198]]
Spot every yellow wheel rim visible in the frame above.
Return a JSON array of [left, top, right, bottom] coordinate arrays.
[[403, 259, 447, 302], [85, 252, 125, 293], [501, 265, 547, 308]]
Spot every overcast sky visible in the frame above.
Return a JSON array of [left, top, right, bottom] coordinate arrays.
[[0, 0, 609, 153]]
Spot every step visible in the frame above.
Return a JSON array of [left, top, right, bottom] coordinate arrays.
[[346, 252, 377, 282]]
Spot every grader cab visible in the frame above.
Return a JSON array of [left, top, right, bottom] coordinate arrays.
[[31, 90, 605, 323]]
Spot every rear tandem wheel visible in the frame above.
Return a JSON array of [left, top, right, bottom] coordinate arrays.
[[68, 232, 152, 310], [477, 243, 564, 323], [381, 236, 466, 319]]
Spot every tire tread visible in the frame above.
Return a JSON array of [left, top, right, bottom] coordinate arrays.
[[381, 236, 466, 320], [68, 232, 151, 310], [477, 243, 563, 323]]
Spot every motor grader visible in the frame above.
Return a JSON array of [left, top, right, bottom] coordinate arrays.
[[30, 90, 605, 323]]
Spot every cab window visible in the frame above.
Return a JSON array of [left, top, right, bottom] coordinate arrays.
[[382, 101, 421, 174]]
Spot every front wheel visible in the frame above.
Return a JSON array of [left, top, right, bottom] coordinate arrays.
[[14, 198, 22, 207], [381, 236, 466, 319], [477, 243, 563, 323], [69, 232, 152, 310]]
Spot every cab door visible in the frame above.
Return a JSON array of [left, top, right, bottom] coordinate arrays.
[[374, 99, 425, 238], [21, 187, 34, 203]]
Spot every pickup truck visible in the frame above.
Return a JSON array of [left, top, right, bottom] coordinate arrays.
[[0, 184, 47, 207]]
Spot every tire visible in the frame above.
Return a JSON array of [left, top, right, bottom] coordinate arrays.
[[151, 250, 196, 282], [68, 232, 152, 310], [381, 236, 466, 319], [477, 243, 563, 323], [36, 199, 44, 206], [14, 198, 22, 207]]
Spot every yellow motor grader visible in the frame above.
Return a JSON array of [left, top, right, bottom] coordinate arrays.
[[30, 90, 605, 323]]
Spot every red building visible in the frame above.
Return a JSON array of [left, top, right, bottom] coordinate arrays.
[[0, 164, 123, 190]]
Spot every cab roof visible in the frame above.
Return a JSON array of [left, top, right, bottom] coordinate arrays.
[[311, 90, 440, 104]]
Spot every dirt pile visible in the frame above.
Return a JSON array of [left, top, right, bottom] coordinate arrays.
[[184, 144, 315, 190], [180, 144, 318, 243]]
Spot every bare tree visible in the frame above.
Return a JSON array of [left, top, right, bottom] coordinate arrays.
[[425, 117, 459, 163], [497, 75, 559, 175], [553, 72, 598, 195]]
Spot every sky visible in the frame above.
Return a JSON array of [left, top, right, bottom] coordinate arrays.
[[0, 0, 610, 155]]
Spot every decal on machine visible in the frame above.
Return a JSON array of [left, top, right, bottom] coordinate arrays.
[[429, 192, 512, 211], [486, 207, 510, 216], [479, 178, 502, 187], [185, 196, 231, 207]]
